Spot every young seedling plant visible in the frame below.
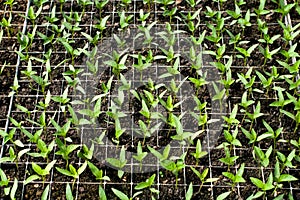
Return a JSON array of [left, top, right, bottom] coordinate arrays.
[[25, 160, 57, 186]]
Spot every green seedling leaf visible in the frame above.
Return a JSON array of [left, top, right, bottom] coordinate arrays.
[[24, 175, 40, 185], [186, 182, 193, 200], [41, 184, 50, 200], [10, 178, 18, 200], [66, 183, 73, 200], [99, 185, 107, 200], [112, 188, 129, 200], [217, 191, 231, 200]]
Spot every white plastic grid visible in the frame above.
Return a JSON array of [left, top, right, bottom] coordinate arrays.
[[0, 0, 299, 199]]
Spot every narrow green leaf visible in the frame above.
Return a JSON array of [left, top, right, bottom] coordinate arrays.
[[41, 184, 50, 200], [217, 191, 231, 200], [66, 183, 73, 200], [99, 185, 107, 200]]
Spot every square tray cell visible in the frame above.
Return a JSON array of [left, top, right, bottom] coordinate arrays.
[[0, 97, 10, 119]]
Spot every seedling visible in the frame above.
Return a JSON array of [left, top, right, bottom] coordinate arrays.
[[273, 158, 298, 195], [87, 161, 110, 183], [132, 53, 152, 81], [132, 142, 148, 172], [139, 99, 161, 124], [258, 33, 281, 45], [161, 152, 186, 188], [219, 127, 242, 151], [95, 0, 109, 18], [31, 73, 51, 96], [52, 87, 70, 114], [219, 144, 239, 170], [254, 0, 270, 18], [258, 45, 281, 66], [78, 97, 103, 130], [1, 177, 18, 200], [235, 44, 258, 66], [165, 78, 187, 100], [226, 30, 242, 51], [190, 139, 208, 165], [250, 173, 274, 198], [94, 15, 110, 40], [147, 144, 170, 162], [8, 73, 19, 97], [222, 104, 240, 130], [26, 160, 56, 186], [57, 38, 86, 66], [112, 188, 142, 200], [51, 119, 72, 139], [226, 4, 241, 25], [77, 144, 94, 160], [135, 120, 161, 145], [220, 69, 235, 96], [104, 50, 128, 78], [212, 82, 226, 111], [4, 0, 17, 11], [276, 150, 297, 171], [280, 43, 299, 62], [37, 90, 51, 111], [56, 161, 87, 188], [224, 163, 246, 191], [237, 9, 251, 35], [55, 138, 80, 167], [0, 128, 24, 148], [205, 6, 217, 18], [106, 146, 127, 179], [119, 11, 133, 30], [27, 111, 48, 131], [113, 118, 126, 145], [186, 0, 201, 8], [190, 167, 218, 192], [37, 31, 55, 47], [241, 127, 257, 147], [134, 174, 159, 197], [120, 0, 131, 9], [238, 68, 256, 92], [25, 6, 42, 26], [45, 5, 59, 24], [239, 91, 255, 123], [258, 120, 283, 151], [189, 75, 208, 96], [255, 71, 273, 93], [246, 101, 264, 130], [159, 58, 180, 78], [277, 59, 300, 75], [171, 115, 202, 148], [0, 146, 30, 168], [275, 2, 295, 21], [159, 94, 183, 113], [190, 111, 208, 130], [270, 87, 293, 111], [0, 13, 12, 37], [163, 6, 177, 23], [27, 139, 55, 162], [280, 109, 300, 133], [253, 146, 272, 168], [0, 168, 11, 196], [206, 44, 226, 62], [33, 0, 47, 7], [278, 21, 300, 47], [156, 0, 174, 9]]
